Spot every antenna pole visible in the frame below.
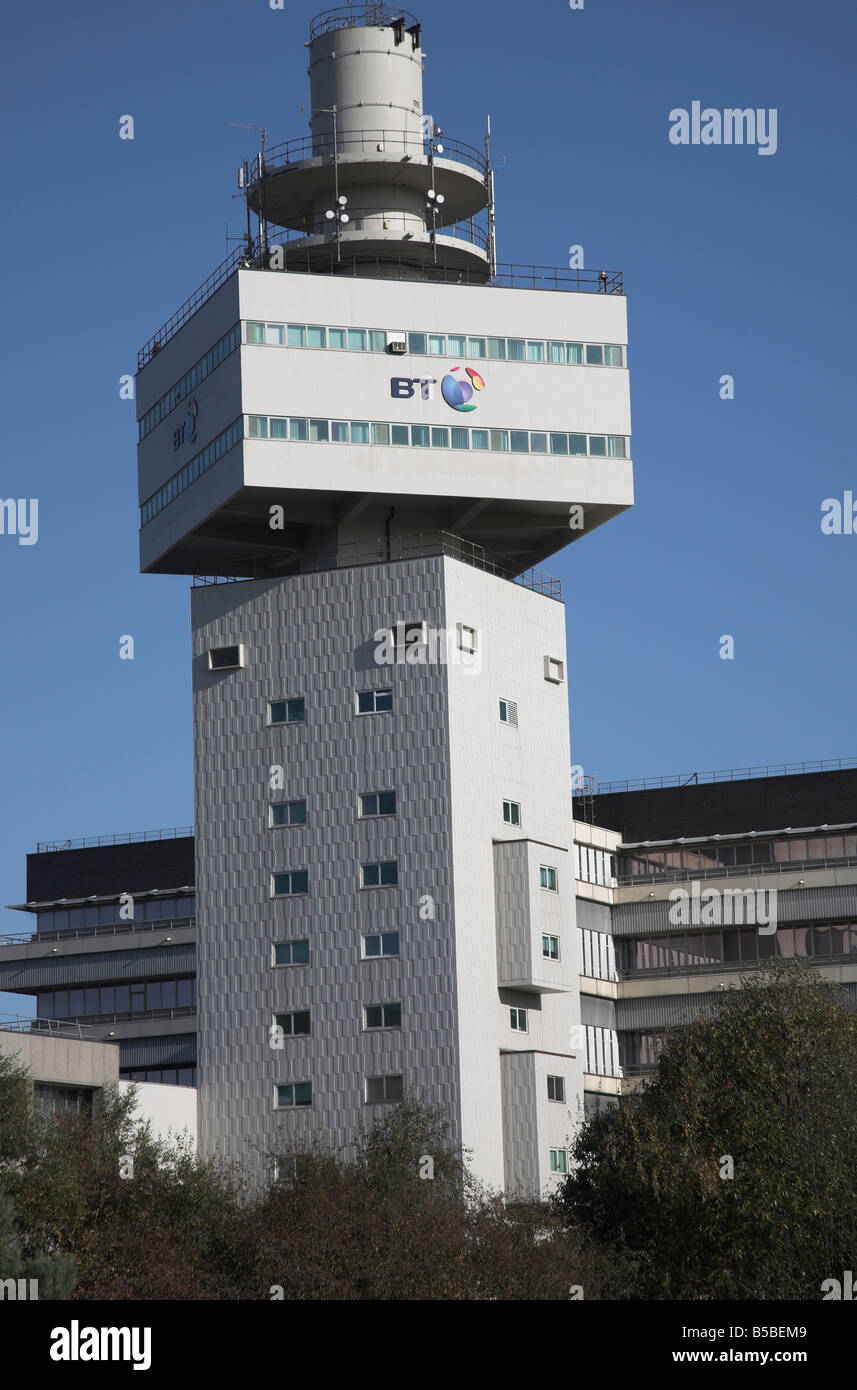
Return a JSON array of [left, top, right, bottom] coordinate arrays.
[[486, 115, 497, 279]]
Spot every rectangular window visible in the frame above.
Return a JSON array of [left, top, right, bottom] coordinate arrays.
[[605, 344, 624, 366], [498, 698, 518, 727], [365, 1074, 404, 1103], [287, 325, 305, 347], [348, 329, 367, 351], [391, 424, 409, 446], [585, 344, 604, 366], [372, 422, 390, 446], [487, 337, 506, 360], [362, 932, 400, 958], [359, 790, 397, 817], [406, 331, 427, 355], [471, 429, 489, 450], [510, 1007, 528, 1032], [306, 326, 326, 349], [309, 419, 329, 442], [273, 871, 309, 897], [275, 1010, 311, 1036], [549, 1148, 567, 1173], [490, 430, 509, 452], [411, 425, 430, 448], [527, 341, 545, 362], [547, 341, 565, 364], [529, 432, 547, 453], [331, 421, 349, 442], [246, 322, 264, 344], [457, 623, 478, 653], [544, 656, 564, 684], [608, 435, 627, 458], [568, 433, 587, 456], [566, 343, 583, 364], [364, 1002, 402, 1029], [431, 426, 449, 448], [547, 1075, 565, 1102], [507, 338, 525, 361], [276, 1082, 312, 1108], [369, 330, 387, 352], [510, 430, 529, 453], [290, 418, 308, 441], [248, 416, 268, 439], [428, 334, 446, 355], [271, 799, 307, 827], [589, 435, 607, 457], [265, 324, 285, 346], [549, 433, 568, 455], [503, 799, 521, 826], [540, 865, 558, 891], [351, 421, 370, 444], [450, 427, 470, 450], [542, 934, 560, 960], [448, 334, 466, 355], [328, 328, 347, 350], [270, 417, 288, 439], [269, 697, 305, 724], [209, 645, 243, 671], [356, 689, 393, 714], [361, 861, 399, 888], [467, 337, 486, 357], [274, 940, 310, 966]]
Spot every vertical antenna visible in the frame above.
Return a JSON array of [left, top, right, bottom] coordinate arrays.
[[486, 115, 497, 279]]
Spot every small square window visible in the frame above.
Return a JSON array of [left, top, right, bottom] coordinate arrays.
[[348, 329, 367, 351], [372, 422, 390, 446], [270, 418, 288, 439], [468, 337, 486, 357], [447, 334, 466, 355], [544, 656, 565, 684], [408, 333, 427, 355], [457, 623, 478, 654], [568, 434, 587, 456], [290, 418, 308, 441], [306, 326, 326, 349], [450, 427, 470, 450], [549, 433, 568, 455], [361, 861, 399, 888], [585, 344, 604, 366], [273, 940, 310, 966], [547, 1075, 565, 1103], [369, 331, 387, 352], [209, 645, 243, 671], [363, 932, 400, 959], [328, 328, 347, 350], [566, 343, 584, 364], [273, 871, 309, 897], [487, 337, 507, 360], [276, 1081, 312, 1108], [539, 865, 558, 892], [547, 341, 565, 364], [428, 334, 446, 355], [391, 425, 409, 446], [276, 1010, 311, 1036], [605, 344, 624, 366], [351, 421, 370, 444], [431, 426, 449, 448], [356, 689, 393, 714], [549, 1148, 567, 1173], [490, 430, 508, 452], [510, 1007, 528, 1032], [503, 799, 521, 827], [411, 425, 430, 448], [510, 430, 529, 453], [359, 791, 397, 817], [365, 1002, 402, 1030], [269, 698, 305, 724], [527, 341, 544, 362], [471, 429, 489, 450], [608, 435, 627, 459], [271, 799, 307, 827], [310, 419, 329, 442], [529, 432, 547, 453], [287, 325, 306, 347], [589, 435, 607, 457], [265, 324, 285, 345], [542, 934, 560, 960], [507, 338, 525, 361], [331, 421, 349, 442], [248, 416, 268, 439], [246, 322, 264, 344]]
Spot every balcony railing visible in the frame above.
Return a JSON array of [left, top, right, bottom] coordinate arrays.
[[618, 854, 857, 886], [44, 1006, 197, 1027], [309, 5, 419, 39], [256, 128, 488, 180], [0, 1014, 94, 1039], [36, 826, 193, 852], [261, 207, 489, 253], [193, 530, 563, 600], [0, 917, 196, 948]]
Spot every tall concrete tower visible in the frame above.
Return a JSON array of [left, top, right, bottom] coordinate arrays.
[[136, 4, 633, 1195]]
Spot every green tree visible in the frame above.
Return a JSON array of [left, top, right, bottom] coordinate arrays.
[[555, 960, 857, 1298]]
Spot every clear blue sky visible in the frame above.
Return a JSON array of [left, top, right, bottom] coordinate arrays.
[[1, 0, 855, 985]]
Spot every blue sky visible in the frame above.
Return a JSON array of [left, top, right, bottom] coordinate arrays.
[[1, 0, 855, 985]]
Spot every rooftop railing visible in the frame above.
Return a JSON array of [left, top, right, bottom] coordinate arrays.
[[587, 756, 857, 796], [36, 826, 194, 853], [257, 128, 488, 179], [137, 244, 623, 367], [309, 5, 419, 39], [0, 1014, 94, 1039], [193, 530, 563, 600], [260, 207, 490, 254], [0, 917, 197, 948]]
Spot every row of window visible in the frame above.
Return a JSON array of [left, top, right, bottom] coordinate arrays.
[[620, 922, 857, 972], [272, 861, 560, 897], [140, 417, 244, 526], [275, 1002, 404, 1036], [120, 1068, 196, 1087], [618, 831, 857, 879], [246, 413, 629, 460], [266, 692, 524, 725], [580, 927, 618, 982], [273, 934, 401, 965], [244, 320, 626, 368], [575, 844, 618, 887], [36, 979, 196, 1019], [138, 324, 241, 441], [269, 792, 539, 835], [585, 1025, 621, 1078], [35, 897, 195, 934], [276, 1074, 404, 1108]]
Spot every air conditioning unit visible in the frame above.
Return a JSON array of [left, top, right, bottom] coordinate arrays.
[[386, 331, 407, 354]]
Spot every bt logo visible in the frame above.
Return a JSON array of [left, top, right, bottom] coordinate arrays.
[[173, 397, 198, 451], [441, 366, 485, 412], [390, 376, 437, 400]]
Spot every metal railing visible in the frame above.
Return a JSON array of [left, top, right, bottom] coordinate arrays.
[[619, 951, 857, 981], [36, 826, 193, 853], [55, 1006, 197, 1026], [0, 1014, 94, 1039], [618, 855, 857, 886], [138, 245, 623, 367], [309, 5, 419, 39], [192, 530, 563, 600], [0, 917, 196, 948], [257, 128, 488, 179], [590, 756, 857, 795], [262, 208, 490, 254]]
